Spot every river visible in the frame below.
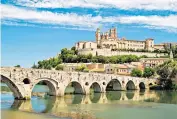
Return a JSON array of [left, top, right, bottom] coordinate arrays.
[[1, 84, 177, 119]]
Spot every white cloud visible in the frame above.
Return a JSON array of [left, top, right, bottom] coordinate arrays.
[[1, 4, 177, 33], [1, 4, 101, 29], [15, 0, 177, 11]]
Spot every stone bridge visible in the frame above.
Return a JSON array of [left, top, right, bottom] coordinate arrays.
[[0, 67, 156, 100]]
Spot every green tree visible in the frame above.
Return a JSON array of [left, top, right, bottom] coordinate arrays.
[[156, 60, 177, 89], [32, 63, 38, 69], [143, 67, 155, 78], [55, 64, 64, 70], [131, 68, 143, 77], [14, 65, 20, 67]]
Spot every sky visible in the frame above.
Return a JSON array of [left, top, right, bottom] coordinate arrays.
[[1, 0, 177, 68]]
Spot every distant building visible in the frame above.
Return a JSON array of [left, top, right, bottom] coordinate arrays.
[[140, 58, 169, 68], [75, 27, 170, 57], [76, 27, 155, 51], [105, 63, 142, 76]]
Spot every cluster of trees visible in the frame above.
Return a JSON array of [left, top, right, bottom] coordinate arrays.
[[32, 57, 62, 70], [33, 47, 143, 69], [156, 60, 177, 90], [131, 67, 155, 78]]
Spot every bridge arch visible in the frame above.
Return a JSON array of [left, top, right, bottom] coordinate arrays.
[[65, 81, 84, 94], [90, 82, 101, 93], [139, 82, 146, 90], [0, 75, 24, 99], [106, 79, 122, 91], [31, 78, 57, 96], [126, 80, 136, 90]]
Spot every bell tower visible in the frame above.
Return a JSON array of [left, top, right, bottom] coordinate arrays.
[[96, 28, 101, 45]]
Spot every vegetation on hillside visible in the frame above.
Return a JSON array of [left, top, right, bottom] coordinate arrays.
[[143, 67, 155, 78], [33, 47, 143, 70], [131, 67, 155, 78], [131, 69, 143, 77], [156, 60, 177, 90]]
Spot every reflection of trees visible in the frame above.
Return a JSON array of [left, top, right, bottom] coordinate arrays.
[[126, 91, 135, 100], [90, 93, 101, 103], [72, 95, 83, 104], [106, 91, 121, 100], [155, 91, 177, 104], [64, 94, 83, 104], [144, 91, 177, 104]]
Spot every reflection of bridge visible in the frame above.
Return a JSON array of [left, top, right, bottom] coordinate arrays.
[[11, 91, 157, 114], [1, 67, 156, 99]]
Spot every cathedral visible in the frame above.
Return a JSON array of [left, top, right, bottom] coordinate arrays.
[[75, 27, 166, 57]]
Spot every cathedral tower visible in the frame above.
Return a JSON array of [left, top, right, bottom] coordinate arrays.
[[96, 28, 101, 45]]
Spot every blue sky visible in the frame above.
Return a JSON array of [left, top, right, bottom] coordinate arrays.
[[1, 0, 177, 67]]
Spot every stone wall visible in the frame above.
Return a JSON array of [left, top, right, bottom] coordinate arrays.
[[78, 49, 167, 57]]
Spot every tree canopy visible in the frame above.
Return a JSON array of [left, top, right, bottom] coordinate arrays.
[[34, 48, 142, 70], [131, 68, 143, 77], [143, 67, 155, 78], [156, 60, 177, 89]]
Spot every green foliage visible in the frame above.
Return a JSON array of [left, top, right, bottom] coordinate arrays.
[[35, 48, 145, 70], [143, 67, 155, 78], [14, 65, 20, 67], [156, 60, 177, 89], [32, 63, 38, 69], [1, 86, 11, 92], [75, 64, 89, 72], [55, 64, 64, 70], [131, 68, 143, 77]]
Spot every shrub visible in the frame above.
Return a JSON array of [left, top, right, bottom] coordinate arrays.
[[131, 68, 143, 77]]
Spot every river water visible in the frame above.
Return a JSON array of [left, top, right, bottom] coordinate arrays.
[[1, 84, 177, 119]]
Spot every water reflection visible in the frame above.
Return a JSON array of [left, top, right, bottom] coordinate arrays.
[[106, 91, 121, 101], [90, 93, 101, 103], [64, 94, 83, 104], [1, 90, 177, 119], [31, 96, 56, 113], [126, 91, 135, 100], [5, 90, 172, 113], [144, 91, 177, 104]]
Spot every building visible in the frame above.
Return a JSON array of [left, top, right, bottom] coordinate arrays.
[[140, 58, 169, 68], [105, 63, 142, 76], [75, 27, 164, 52], [114, 64, 136, 76], [75, 27, 169, 57]]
